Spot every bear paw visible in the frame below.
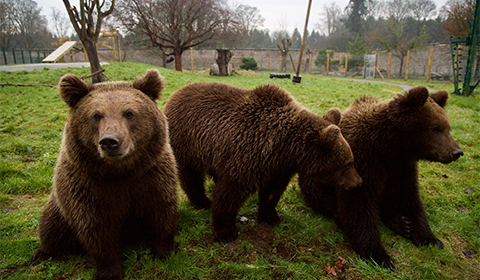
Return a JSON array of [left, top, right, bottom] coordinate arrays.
[[214, 230, 239, 243], [387, 215, 413, 238], [31, 248, 52, 264], [258, 212, 281, 226]]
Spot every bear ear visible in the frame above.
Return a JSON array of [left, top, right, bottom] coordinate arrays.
[[321, 124, 341, 143], [323, 108, 341, 125], [132, 69, 164, 101], [430, 90, 449, 108], [392, 86, 429, 112], [58, 74, 93, 108]]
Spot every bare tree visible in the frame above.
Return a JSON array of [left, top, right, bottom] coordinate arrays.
[[316, 2, 343, 36], [63, 0, 115, 83], [50, 7, 72, 38], [9, 0, 50, 50], [0, 0, 18, 49], [440, 0, 475, 37], [115, 0, 229, 72], [409, 0, 437, 21], [385, 0, 412, 21]]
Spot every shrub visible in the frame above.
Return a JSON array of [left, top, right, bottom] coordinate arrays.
[[240, 57, 258, 70]]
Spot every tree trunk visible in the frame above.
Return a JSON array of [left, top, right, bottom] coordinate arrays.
[[84, 39, 103, 83], [281, 52, 287, 72], [174, 50, 183, 71], [398, 57, 404, 77], [216, 49, 232, 76]]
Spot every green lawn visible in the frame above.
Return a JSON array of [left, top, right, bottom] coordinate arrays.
[[1, 62, 479, 279]]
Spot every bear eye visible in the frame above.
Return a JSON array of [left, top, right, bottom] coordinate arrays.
[[124, 110, 135, 120], [93, 113, 102, 121], [432, 126, 442, 133]]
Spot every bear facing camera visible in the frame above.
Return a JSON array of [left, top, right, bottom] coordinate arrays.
[[32, 69, 179, 280]]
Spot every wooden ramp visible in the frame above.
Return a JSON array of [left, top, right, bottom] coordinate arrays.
[[42, 41, 78, 63]]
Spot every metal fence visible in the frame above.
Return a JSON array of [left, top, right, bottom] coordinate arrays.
[[1, 47, 53, 65]]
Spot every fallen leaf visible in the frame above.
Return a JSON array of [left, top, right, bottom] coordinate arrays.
[[299, 246, 312, 252], [442, 174, 449, 178], [457, 206, 469, 212], [465, 189, 474, 194], [466, 143, 473, 147], [239, 216, 248, 223], [463, 251, 473, 258], [335, 260, 344, 273], [325, 264, 337, 276], [54, 274, 66, 280]]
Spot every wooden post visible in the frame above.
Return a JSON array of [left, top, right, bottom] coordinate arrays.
[[112, 37, 116, 62], [309, 53, 312, 74], [290, 60, 293, 72], [190, 47, 194, 74], [279, 55, 282, 72], [373, 53, 378, 79], [426, 47, 434, 82], [326, 52, 330, 75], [345, 54, 349, 77], [117, 35, 121, 62], [295, 0, 313, 80], [260, 55, 263, 71], [270, 55, 272, 71], [405, 49, 411, 81], [387, 52, 392, 79]]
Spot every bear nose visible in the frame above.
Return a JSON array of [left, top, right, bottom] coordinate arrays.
[[452, 148, 464, 160], [99, 135, 120, 151]]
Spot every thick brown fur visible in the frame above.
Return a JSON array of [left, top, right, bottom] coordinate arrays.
[[300, 86, 463, 269], [32, 69, 178, 280], [164, 82, 362, 242]]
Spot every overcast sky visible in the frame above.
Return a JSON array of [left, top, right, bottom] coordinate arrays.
[[35, 0, 449, 34]]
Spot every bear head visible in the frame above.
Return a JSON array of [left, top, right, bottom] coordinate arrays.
[[58, 69, 166, 168], [300, 124, 363, 190], [388, 86, 463, 163]]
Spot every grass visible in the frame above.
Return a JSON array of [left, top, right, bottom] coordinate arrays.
[[0, 62, 479, 279]]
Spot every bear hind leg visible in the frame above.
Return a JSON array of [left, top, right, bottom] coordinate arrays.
[[178, 165, 211, 209], [32, 200, 83, 264]]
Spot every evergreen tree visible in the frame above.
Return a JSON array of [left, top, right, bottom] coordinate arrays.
[[291, 28, 302, 49], [345, 0, 370, 35]]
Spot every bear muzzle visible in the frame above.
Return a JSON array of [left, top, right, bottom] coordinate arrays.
[[99, 134, 128, 159]]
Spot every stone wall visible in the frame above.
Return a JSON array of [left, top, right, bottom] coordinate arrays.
[[4, 44, 453, 78]]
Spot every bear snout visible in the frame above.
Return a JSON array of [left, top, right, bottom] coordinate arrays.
[[99, 134, 123, 157], [452, 148, 464, 161]]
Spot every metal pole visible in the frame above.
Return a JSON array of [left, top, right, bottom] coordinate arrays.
[[293, 0, 313, 83]]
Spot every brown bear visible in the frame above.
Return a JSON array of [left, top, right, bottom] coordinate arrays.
[[299, 86, 463, 269], [32, 69, 178, 280], [164, 82, 363, 242]]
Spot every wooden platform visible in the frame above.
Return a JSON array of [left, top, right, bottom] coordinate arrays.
[[42, 41, 78, 63]]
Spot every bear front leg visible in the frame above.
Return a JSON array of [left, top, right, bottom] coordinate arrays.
[[257, 177, 291, 226], [298, 175, 337, 218], [337, 189, 395, 269], [381, 172, 443, 248], [211, 179, 250, 243], [74, 218, 123, 280], [32, 198, 83, 264], [149, 206, 177, 259]]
